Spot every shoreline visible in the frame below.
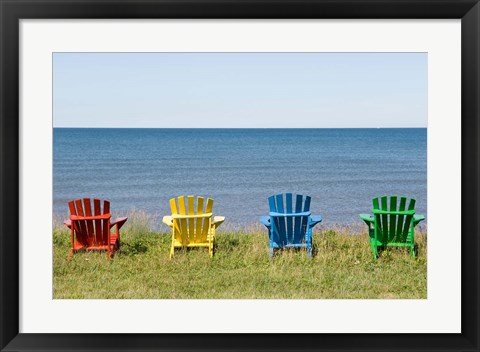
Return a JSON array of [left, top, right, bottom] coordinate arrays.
[[52, 209, 428, 235]]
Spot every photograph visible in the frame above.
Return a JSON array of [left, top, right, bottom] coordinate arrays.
[[2, 0, 478, 349], [52, 52, 427, 299]]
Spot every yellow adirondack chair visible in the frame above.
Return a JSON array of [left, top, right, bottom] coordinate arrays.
[[162, 195, 225, 258]]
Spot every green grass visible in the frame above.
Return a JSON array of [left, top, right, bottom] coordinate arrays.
[[53, 214, 427, 299]]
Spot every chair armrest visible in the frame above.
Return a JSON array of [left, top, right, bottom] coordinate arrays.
[[259, 216, 271, 228], [413, 214, 425, 226], [162, 216, 174, 228], [308, 215, 322, 228], [110, 217, 128, 230], [64, 219, 72, 228], [212, 216, 225, 228], [359, 214, 374, 225]]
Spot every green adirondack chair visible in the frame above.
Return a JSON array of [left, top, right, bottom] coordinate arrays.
[[359, 196, 425, 259]]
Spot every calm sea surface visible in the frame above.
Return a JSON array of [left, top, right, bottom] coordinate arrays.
[[53, 128, 427, 229]]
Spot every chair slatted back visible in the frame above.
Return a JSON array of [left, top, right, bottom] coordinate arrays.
[[373, 196, 416, 244], [170, 195, 213, 245], [268, 193, 311, 246], [68, 198, 111, 247]]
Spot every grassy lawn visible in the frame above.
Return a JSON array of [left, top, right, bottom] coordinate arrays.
[[53, 217, 427, 299]]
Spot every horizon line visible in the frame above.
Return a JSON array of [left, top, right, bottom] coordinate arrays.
[[53, 126, 427, 129]]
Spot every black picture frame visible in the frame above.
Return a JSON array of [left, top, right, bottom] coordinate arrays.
[[1, 0, 479, 351]]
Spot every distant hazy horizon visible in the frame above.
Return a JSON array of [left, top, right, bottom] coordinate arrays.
[[53, 126, 424, 129], [53, 53, 427, 129]]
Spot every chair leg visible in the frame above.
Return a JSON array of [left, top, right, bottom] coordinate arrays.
[[70, 228, 75, 258], [169, 243, 174, 259], [269, 247, 274, 258], [371, 242, 378, 260], [410, 245, 415, 257], [116, 225, 121, 249], [112, 241, 119, 259], [306, 231, 313, 257]]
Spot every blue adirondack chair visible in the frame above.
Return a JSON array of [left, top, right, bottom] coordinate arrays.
[[259, 193, 322, 257]]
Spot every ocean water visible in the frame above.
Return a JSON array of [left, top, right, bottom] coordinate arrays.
[[53, 128, 427, 229]]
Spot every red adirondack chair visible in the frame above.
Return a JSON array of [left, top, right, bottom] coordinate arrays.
[[63, 198, 128, 260]]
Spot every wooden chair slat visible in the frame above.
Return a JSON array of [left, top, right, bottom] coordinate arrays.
[[170, 198, 178, 215], [285, 193, 293, 242], [402, 198, 416, 239], [380, 196, 388, 242], [68, 201, 77, 215], [293, 194, 303, 239], [178, 196, 186, 215], [300, 195, 311, 240], [201, 198, 214, 239], [74, 199, 89, 246], [196, 196, 205, 241], [268, 195, 277, 213], [187, 195, 195, 240], [303, 196, 311, 213], [102, 200, 110, 243], [177, 196, 188, 244], [68, 201, 79, 232], [83, 198, 95, 243], [396, 197, 407, 238], [389, 196, 397, 242], [93, 198, 103, 244], [274, 194, 287, 245]]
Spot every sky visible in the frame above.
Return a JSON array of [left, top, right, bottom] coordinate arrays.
[[53, 53, 427, 128]]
